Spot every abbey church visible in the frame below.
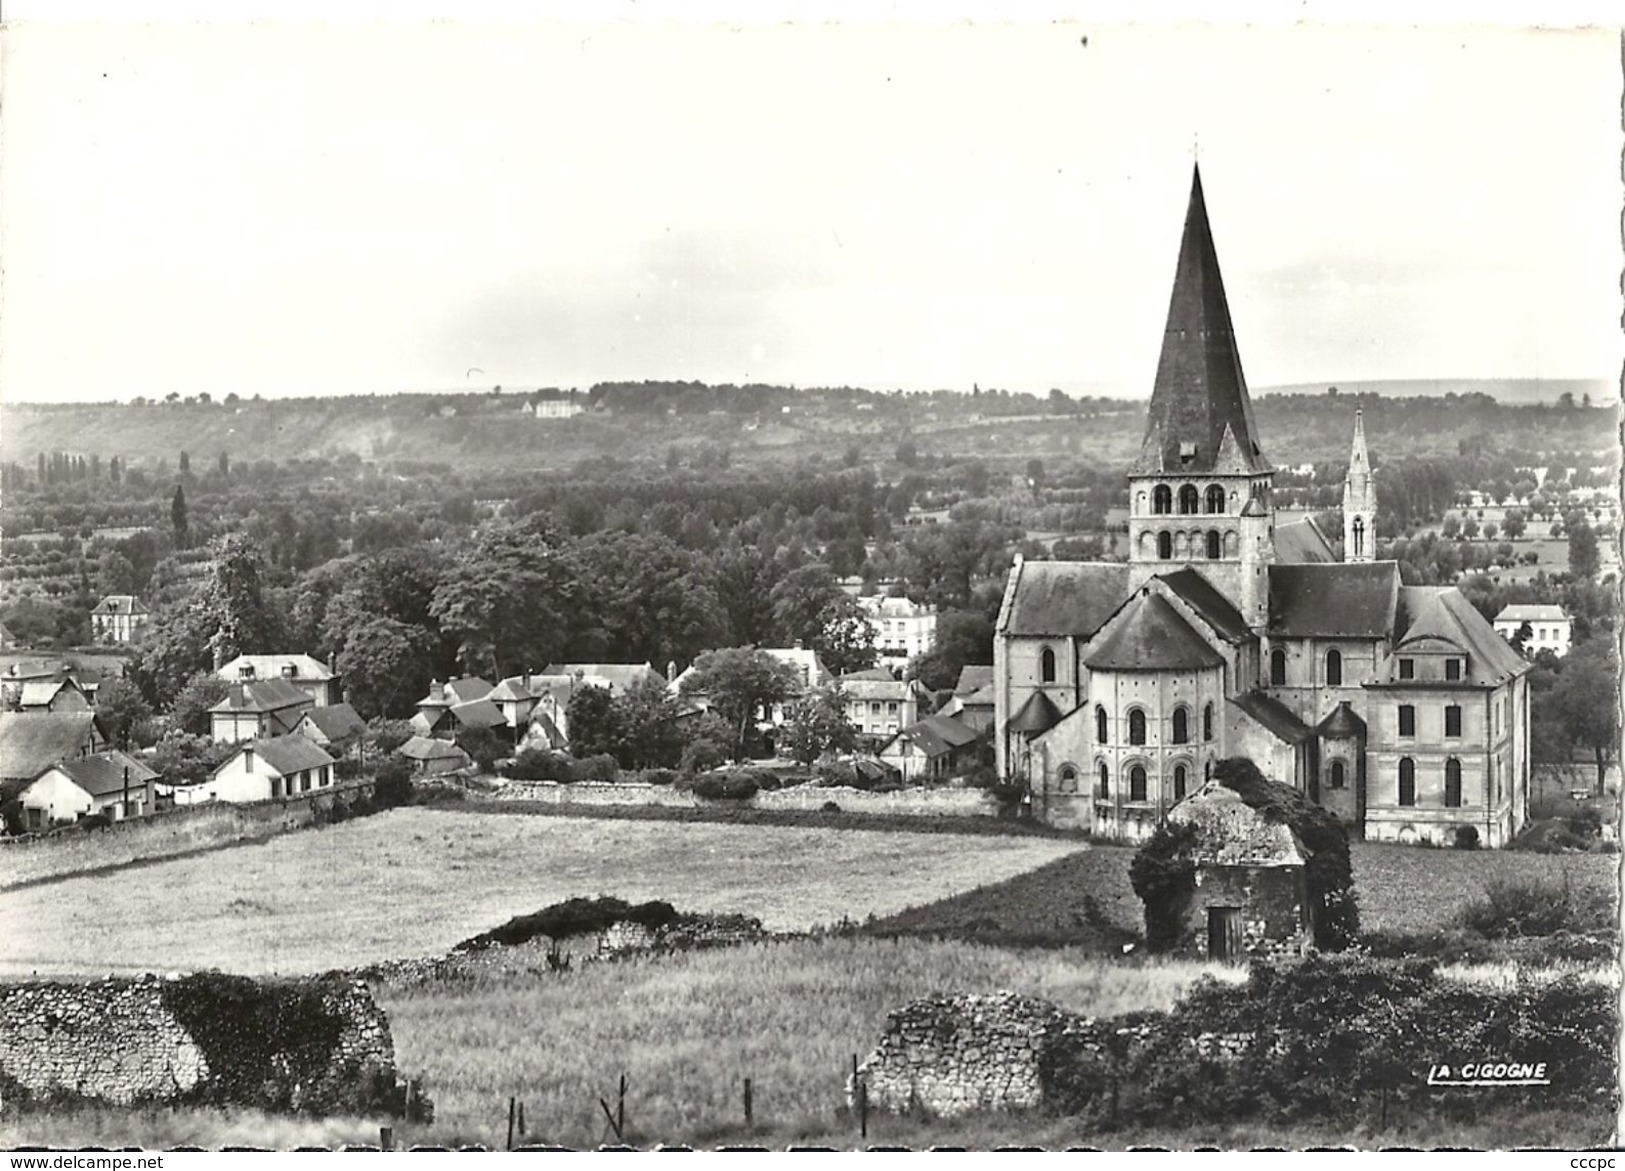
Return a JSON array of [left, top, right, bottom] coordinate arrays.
[[994, 166, 1531, 847]]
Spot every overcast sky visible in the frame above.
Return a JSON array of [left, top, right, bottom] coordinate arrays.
[[1, 13, 1619, 402]]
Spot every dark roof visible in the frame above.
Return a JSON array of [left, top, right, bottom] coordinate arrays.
[[839, 667, 896, 683], [240, 736, 335, 776], [1392, 587, 1528, 685], [91, 595, 148, 616], [449, 698, 507, 730], [1085, 593, 1224, 671], [954, 665, 996, 695], [1007, 691, 1063, 734], [398, 735, 471, 762], [1134, 165, 1268, 476], [1157, 568, 1251, 643], [48, 750, 159, 797], [1268, 562, 1400, 639], [888, 713, 981, 758], [444, 677, 496, 704], [209, 677, 312, 713], [0, 712, 102, 780], [297, 703, 368, 741], [1228, 690, 1313, 744], [999, 560, 1132, 637], [1316, 701, 1366, 739], [1273, 517, 1337, 564]]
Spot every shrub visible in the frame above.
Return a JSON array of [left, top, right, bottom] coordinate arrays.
[[641, 768, 679, 787], [689, 771, 761, 801], [373, 757, 415, 808], [1452, 825, 1480, 850], [570, 753, 620, 783], [455, 896, 682, 952], [1127, 820, 1199, 951], [821, 800, 841, 814], [503, 747, 575, 782], [679, 735, 729, 776], [1456, 877, 1613, 938]]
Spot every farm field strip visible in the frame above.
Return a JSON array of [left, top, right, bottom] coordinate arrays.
[[0, 808, 1087, 977]]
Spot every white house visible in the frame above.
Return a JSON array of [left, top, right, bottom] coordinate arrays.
[[1493, 604, 1574, 658], [838, 671, 926, 741], [170, 737, 335, 805], [856, 595, 938, 671], [15, 750, 158, 829], [216, 654, 342, 707], [90, 596, 150, 644]]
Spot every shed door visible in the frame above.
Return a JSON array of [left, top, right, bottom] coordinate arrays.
[[1207, 906, 1243, 962]]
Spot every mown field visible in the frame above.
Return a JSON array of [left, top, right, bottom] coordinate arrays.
[[0, 808, 1087, 977]]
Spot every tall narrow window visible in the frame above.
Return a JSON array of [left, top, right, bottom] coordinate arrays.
[[1325, 648, 1343, 687], [1097, 762, 1109, 797], [1129, 708, 1147, 746], [1040, 646, 1056, 684], [1130, 765, 1148, 801], [1329, 760, 1346, 789], [1445, 658, 1461, 681], [1351, 516, 1365, 558], [1172, 706, 1189, 744], [1270, 649, 1287, 686], [1178, 484, 1199, 515], [1153, 484, 1172, 515], [1203, 702, 1214, 741], [1398, 757, 1416, 806], [1095, 704, 1108, 744], [1398, 705, 1415, 737], [1173, 765, 1188, 800], [1399, 658, 1414, 681], [1445, 705, 1462, 737], [1445, 758, 1462, 807], [1205, 484, 1225, 514], [1157, 531, 1173, 559], [1206, 530, 1221, 559]]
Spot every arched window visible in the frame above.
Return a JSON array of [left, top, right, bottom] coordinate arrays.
[[1178, 484, 1200, 515], [1326, 648, 1343, 687], [1205, 484, 1225, 514], [1173, 764, 1188, 800], [1206, 530, 1221, 559], [1153, 484, 1172, 515], [1172, 706, 1189, 744], [1097, 762, 1109, 798], [1203, 702, 1214, 741], [1058, 765, 1078, 794], [1157, 531, 1173, 560], [1445, 758, 1462, 807], [1398, 757, 1416, 806], [1128, 708, 1146, 746], [1095, 704, 1108, 744], [1351, 516, 1366, 558], [1130, 765, 1148, 802], [1329, 760, 1346, 789], [1269, 648, 1287, 686], [1040, 646, 1056, 683]]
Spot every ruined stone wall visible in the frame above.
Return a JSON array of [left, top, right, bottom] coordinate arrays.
[[0, 974, 407, 1116], [1173, 864, 1311, 962]]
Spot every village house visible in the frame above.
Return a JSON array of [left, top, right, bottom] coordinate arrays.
[[1492, 604, 1573, 658], [411, 677, 503, 740], [18, 677, 92, 715], [529, 388, 587, 419], [169, 736, 336, 805], [14, 750, 159, 830], [209, 678, 314, 743], [994, 165, 1531, 848], [0, 712, 107, 787], [856, 595, 938, 672], [879, 713, 984, 784], [216, 654, 343, 707], [397, 735, 472, 774], [540, 662, 668, 695], [90, 595, 150, 644], [291, 702, 369, 759], [838, 670, 926, 742]]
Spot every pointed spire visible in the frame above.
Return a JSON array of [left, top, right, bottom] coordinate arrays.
[[1134, 164, 1269, 475], [1348, 407, 1371, 479]]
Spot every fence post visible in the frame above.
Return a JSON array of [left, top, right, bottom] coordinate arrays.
[[507, 1095, 516, 1150], [617, 1073, 627, 1141], [379, 1126, 393, 1152], [743, 1077, 753, 1127], [518, 1100, 526, 1137]]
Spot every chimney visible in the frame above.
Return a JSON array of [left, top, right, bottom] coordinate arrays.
[[238, 683, 249, 704], [243, 746, 255, 773], [667, 660, 677, 682]]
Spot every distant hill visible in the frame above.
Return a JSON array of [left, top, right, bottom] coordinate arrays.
[[1254, 377, 1617, 407]]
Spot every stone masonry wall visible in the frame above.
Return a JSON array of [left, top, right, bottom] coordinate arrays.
[[850, 991, 1254, 1119], [491, 779, 997, 818], [0, 974, 404, 1115]]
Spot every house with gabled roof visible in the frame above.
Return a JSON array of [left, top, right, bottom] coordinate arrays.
[[209, 678, 314, 743], [0, 712, 107, 785], [170, 736, 336, 805], [410, 677, 503, 739], [995, 165, 1531, 847], [837, 672, 926, 741], [879, 713, 984, 784], [18, 677, 92, 715], [15, 750, 159, 829], [291, 702, 368, 759], [216, 654, 342, 707]]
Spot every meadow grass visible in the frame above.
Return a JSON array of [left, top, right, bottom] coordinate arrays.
[[0, 808, 1087, 976]]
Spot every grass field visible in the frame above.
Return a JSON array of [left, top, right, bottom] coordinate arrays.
[[0, 808, 1087, 977]]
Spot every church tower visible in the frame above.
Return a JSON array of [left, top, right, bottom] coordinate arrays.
[[1342, 408, 1376, 563], [1126, 164, 1275, 624]]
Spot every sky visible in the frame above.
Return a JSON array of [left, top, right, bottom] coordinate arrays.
[[1, 7, 1620, 402]]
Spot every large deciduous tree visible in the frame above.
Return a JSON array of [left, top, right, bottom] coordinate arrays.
[[783, 685, 858, 765], [568, 532, 723, 670], [430, 517, 577, 678], [679, 647, 801, 761]]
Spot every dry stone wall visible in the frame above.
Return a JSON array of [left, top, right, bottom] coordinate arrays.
[[0, 974, 411, 1117], [490, 779, 998, 818]]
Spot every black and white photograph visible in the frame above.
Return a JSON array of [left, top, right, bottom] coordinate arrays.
[[0, 3, 1620, 1154]]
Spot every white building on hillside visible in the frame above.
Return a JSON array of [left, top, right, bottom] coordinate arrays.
[[1493, 605, 1573, 658], [857, 595, 937, 671]]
